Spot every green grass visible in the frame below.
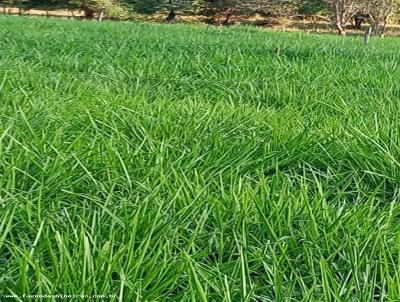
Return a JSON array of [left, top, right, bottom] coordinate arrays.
[[1, 15, 400, 301]]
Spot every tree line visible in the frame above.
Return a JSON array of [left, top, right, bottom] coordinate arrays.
[[1, 0, 399, 35]]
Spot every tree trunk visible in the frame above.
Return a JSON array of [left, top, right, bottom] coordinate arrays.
[[381, 18, 388, 36], [334, 2, 346, 35], [373, 21, 380, 35], [98, 10, 104, 22], [165, 10, 176, 23], [221, 14, 231, 26], [354, 15, 362, 29], [83, 7, 95, 19], [312, 16, 317, 32], [336, 22, 346, 35]]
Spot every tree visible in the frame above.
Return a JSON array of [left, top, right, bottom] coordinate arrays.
[[366, 0, 399, 34], [324, 0, 399, 35], [0, 0, 70, 9], [191, 0, 237, 25], [126, 0, 163, 14], [324, 0, 365, 34], [193, 0, 237, 15], [124, 0, 190, 14], [298, 0, 328, 16], [69, 0, 128, 18]]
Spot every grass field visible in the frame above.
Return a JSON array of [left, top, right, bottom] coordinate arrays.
[[1, 15, 400, 301]]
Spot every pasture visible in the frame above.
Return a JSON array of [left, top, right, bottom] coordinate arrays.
[[1, 15, 400, 301]]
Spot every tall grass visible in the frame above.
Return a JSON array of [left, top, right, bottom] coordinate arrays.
[[1, 15, 400, 301]]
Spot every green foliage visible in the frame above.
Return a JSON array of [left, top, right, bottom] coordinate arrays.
[[0, 0, 70, 8], [69, 0, 128, 18], [126, 0, 193, 14], [128, 0, 164, 14], [2, 15, 400, 301], [298, 0, 328, 15], [193, 0, 237, 14]]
